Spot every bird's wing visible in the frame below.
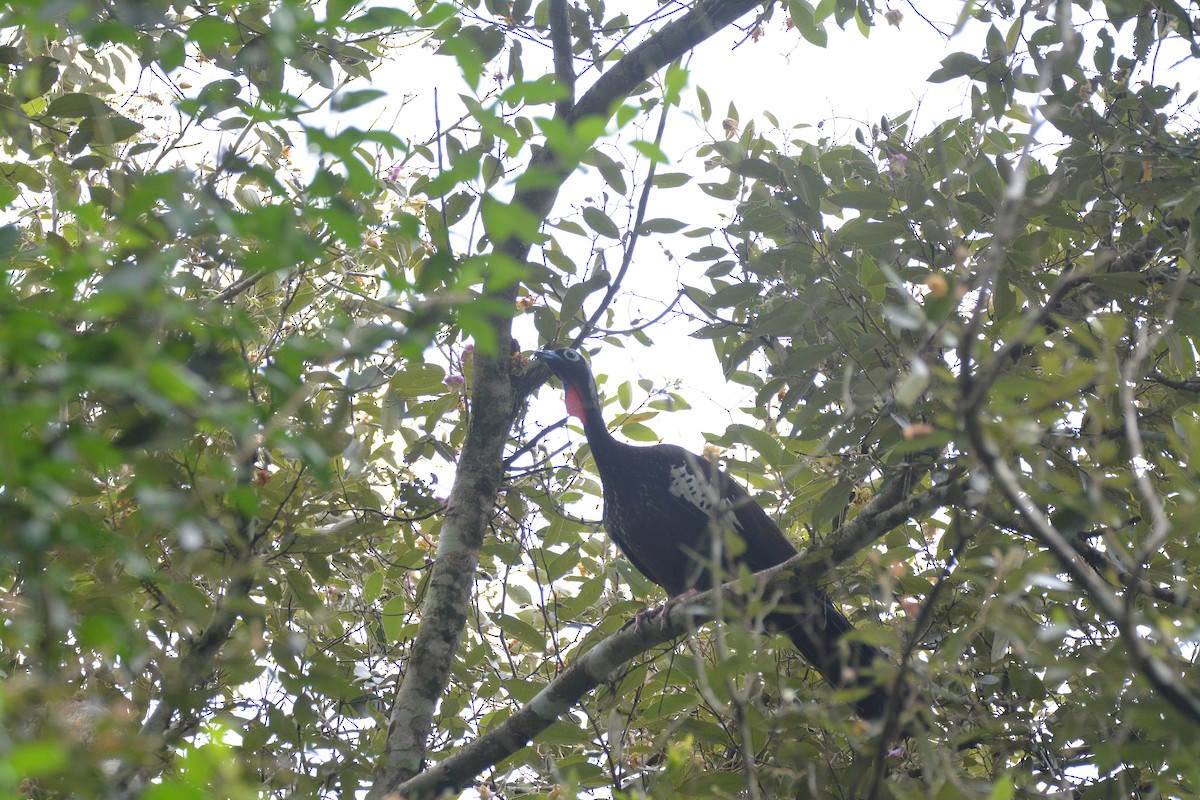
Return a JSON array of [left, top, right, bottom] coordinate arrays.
[[659, 446, 798, 572], [606, 523, 667, 589], [714, 470, 799, 571]]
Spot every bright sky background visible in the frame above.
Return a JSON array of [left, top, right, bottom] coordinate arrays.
[[312, 2, 1181, 468], [502, 6, 988, 451]]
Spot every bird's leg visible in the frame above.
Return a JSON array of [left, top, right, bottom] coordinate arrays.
[[635, 588, 699, 632]]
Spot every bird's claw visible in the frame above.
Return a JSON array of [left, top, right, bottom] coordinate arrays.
[[632, 606, 656, 634], [632, 588, 700, 633]]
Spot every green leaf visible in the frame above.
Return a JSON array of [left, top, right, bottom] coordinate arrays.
[[637, 218, 686, 235], [789, 0, 828, 47], [416, 2, 458, 27], [481, 195, 544, 243], [617, 380, 632, 410], [0, 225, 18, 257], [985, 24, 1008, 62], [811, 479, 854, 526], [726, 424, 790, 469], [630, 139, 669, 164], [363, 571, 384, 604], [581, 206, 621, 239], [381, 595, 407, 641], [663, 61, 688, 106], [696, 84, 711, 122], [990, 776, 1015, 800], [346, 6, 416, 33], [144, 780, 204, 800], [332, 89, 386, 111], [1094, 27, 1115, 74], [188, 16, 240, 51], [836, 217, 906, 246], [586, 149, 627, 194], [653, 172, 691, 188], [928, 52, 984, 83], [687, 245, 727, 262], [8, 740, 68, 776], [620, 421, 659, 442], [498, 75, 566, 106], [559, 270, 609, 322], [893, 360, 930, 407], [88, 115, 144, 145], [45, 93, 116, 117], [729, 158, 784, 184], [1005, 17, 1024, 55], [708, 282, 761, 309], [827, 190, 893, 212], [70, 154, 107, 171], [390, 364, 447, 397], [498, 614, 545, 647]]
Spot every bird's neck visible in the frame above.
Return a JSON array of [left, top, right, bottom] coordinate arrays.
[[569, 381, 621, 458]]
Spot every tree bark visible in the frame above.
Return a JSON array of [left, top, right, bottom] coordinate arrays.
[[395, 478, 961, 800], [368, 1, 768, 796]]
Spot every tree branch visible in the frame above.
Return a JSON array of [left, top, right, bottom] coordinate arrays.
[[964, 415, 1200, 726], [394, 476, 959, 799], [1074, 534, 1200, 611], [109, 451, 262, 797], [566, 0, 762, 125], [549, 0, 574, 117], [368, 341, 517, 797], [577, 96, 672, 344], [110, 568, 258, 796], [368, 1, 769, 795]]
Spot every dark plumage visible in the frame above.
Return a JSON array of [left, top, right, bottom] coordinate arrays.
[[537, 347, 887, 720]]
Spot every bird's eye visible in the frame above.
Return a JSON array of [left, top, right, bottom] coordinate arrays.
[[563, 349, 580, 361]]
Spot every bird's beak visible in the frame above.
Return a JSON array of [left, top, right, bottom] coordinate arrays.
[[537, 347, 568, 381], [535, 348, 563, 372]]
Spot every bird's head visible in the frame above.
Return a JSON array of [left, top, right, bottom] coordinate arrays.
[[536, 347, 599, 422]]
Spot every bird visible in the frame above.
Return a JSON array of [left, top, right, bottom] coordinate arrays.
[[536, 346, 889, 720]]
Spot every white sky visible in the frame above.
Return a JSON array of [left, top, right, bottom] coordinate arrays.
[[508, 7, 986, 450], [283, 3, 1185, 463]]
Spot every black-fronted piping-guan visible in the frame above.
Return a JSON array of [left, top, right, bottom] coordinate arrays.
[[537, 347, 888, 720]]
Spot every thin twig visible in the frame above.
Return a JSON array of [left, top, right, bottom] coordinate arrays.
[[1122, 268, 1190, 563], [576, 95, 674, 344], [965, 417, 1200, 726]]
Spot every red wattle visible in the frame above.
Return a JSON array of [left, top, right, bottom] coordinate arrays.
[[565, 384, 586, 420]]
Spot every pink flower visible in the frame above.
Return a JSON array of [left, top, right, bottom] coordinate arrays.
[[387, 164, 403, 182], [888, 154, 907, 178], [444, 373, 465, 388]]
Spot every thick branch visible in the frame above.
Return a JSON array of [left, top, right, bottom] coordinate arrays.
[[368, 1, 769, 795], [395, 477, 959, 799], [509, 0, 765, 264], [1074, 535, 1200, 611], [110, 569, 257, 796], [549, 0, 574, 117], [965, 416, 1200, 726], [369, 340, 518, 799], [567, 0, 762, 124]]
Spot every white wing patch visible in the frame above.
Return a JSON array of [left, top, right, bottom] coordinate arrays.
[[667, 462, 743, 532]]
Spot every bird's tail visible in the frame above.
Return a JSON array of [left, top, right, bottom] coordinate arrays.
[[765, 591, 888, 721]]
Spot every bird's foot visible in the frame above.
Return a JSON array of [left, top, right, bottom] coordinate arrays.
[[628, 589, 701, 634], [653, 588, 700, 630]]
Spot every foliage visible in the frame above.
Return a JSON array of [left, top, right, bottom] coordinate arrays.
[[1, 0, 1198, 798]]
